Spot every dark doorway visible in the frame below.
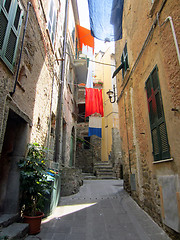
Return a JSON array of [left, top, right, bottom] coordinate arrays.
[[0, 109, 29, 214], [69, 127, 75, 167], [62, 119, 67, 165]]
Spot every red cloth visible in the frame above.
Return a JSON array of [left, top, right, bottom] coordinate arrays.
[[85, 88, 104, 117], [76, 25, 94, 53]]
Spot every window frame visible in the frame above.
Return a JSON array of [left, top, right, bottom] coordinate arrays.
[[84, 136, 91, 149], [121, 41, 129, 79], [47, 0, 57, 47], [145, 65, 170, 161], [0, 0, 24, 72]]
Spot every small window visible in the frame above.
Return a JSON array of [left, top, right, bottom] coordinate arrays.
[[145, 66, 170, 161], [50, 112, 56, 136], [84, 137, 90, 149], [47, 0, 57, 47], [77, 104, 89, 123], [121, 42, 129, 79], [0, 0, 23, 71]]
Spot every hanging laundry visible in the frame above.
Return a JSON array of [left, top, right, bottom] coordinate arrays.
[[85, 88, 104, 117], [86, 60, 93, 88], [82, 44, 93, 58], [76, 25, 94, 53], [87, 0, 124, 41], [88, 116, 102, 138]]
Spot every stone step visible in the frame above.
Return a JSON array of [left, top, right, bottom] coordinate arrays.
[[0, 222, 29, 239], [97, 173, 114, 177], [82, 173, 97, 180], [94, 162, 112, 167], [96, 169, 114, 172], [93, 161, 115, 179], [94, 167, 113, 171], [0, 214, 19, 228], [97, 175, 116, 179]]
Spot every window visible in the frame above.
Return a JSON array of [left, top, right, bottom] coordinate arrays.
[[77, 104, 89, 123], [121, 42, 129, 79], [145, 66, 170, 161], [0, 0, 23, 71], [47, 0, 57, 46], [84, 137, 90, 149]]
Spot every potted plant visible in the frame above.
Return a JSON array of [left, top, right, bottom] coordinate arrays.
[[18, 143, 52, 235]]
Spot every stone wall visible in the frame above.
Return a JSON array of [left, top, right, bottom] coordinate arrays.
[[111, 128, 123, 179], [60, 167, 83, 196], [115, 0, 180, 238], [76, 121, 101, 173]]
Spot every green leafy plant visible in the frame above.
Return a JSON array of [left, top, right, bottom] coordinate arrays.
[[97, 81, 103, 85], [0, 236, 8, 240], [18, 143, 52, 216]]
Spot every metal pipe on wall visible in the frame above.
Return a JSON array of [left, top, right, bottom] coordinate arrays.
[[10, 2, 31, 96], [160, 16, 180, 65], [54, 0, 69, 163]]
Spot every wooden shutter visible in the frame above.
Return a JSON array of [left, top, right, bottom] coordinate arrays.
[[0, 0, 23, 72], [145, 66, 170, 161]]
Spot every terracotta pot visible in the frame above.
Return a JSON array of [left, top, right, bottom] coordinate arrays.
[[23, 212, 44, 235]]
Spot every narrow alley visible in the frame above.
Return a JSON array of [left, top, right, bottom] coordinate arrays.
[[0, 0, 180, 239], [26, 180, 171, 240]]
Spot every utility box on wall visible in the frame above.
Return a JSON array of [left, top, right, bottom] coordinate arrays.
[[158, 175, 180, 232]]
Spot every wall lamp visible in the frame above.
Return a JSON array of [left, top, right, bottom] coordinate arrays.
[[106, 84, 116, 103]]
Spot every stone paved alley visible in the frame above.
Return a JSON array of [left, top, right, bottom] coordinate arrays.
[[26, 180, 171, 240]]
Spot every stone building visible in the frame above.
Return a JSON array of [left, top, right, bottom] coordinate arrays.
[[95, 47, 122, 179], [0, 0, 83, 215], [115, 0, 180, 238], [75, 84, 102, 174]]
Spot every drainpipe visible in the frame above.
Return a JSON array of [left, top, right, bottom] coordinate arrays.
[[10, 2, 31, 96], [117, 0, 168, 103], [159, 16, 180, 65], [54, 0, 69, 162], [124, 94, 132, 175]]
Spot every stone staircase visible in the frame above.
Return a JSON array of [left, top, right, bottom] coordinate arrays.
[[93, 162, 116, 179], [0, 214, 29, 239], [82, 172, 98, 180]]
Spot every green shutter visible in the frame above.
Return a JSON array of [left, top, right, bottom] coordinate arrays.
[[121, 42, 129, 79], [0, 0, 23, 72], [145, 66, 170, 161]]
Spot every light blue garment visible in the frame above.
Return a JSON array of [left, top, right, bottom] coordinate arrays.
[[88, 0, 124, 41]]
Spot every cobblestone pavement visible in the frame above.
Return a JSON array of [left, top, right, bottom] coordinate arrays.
[[25, 180, 171, 240]]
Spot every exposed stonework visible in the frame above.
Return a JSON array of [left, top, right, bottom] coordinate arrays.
[[116, 0, 180, 238], [60, 167, 83, 196]]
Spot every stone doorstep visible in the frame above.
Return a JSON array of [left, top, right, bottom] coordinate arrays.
[[0, 214, 19, 228], [0, 222, 29, 239]]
